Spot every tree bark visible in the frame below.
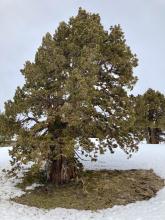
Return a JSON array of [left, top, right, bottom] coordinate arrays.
[[47, 156, 77, 185], [148, 127, 159, 144]]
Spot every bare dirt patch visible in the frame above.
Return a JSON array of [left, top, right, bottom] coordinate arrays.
[[13, 169, 164, 210]]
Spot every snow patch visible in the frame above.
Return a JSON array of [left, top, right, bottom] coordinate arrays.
[[25, 183, 43, 191]]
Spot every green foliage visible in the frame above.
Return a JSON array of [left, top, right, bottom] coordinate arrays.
[[0, 112, 18, 145], [0, 8, 139, 173], [16, 167, 46, 190], [135, 89, 165, 143]]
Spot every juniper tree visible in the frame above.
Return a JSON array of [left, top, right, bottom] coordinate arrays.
[[0, 8, 139, 184], [135, 89, 165, 144]]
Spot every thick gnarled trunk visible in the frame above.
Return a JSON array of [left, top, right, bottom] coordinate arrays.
[[47, 156, 77, 185]]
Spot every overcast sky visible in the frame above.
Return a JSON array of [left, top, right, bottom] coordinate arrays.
[[0, 0, 165, 110]]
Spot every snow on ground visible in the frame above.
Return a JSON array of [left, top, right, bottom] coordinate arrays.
[[0, 145, 165, 220]]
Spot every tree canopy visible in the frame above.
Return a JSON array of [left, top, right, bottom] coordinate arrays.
[[135, 89, 165, 144], [0, 8, 140, 184]]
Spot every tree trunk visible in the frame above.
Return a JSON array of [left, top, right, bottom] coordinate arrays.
[[47, 156, 77, 185], [148, 127, 159, 144]]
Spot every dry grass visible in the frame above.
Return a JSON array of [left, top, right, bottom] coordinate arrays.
[[13, 169, 164, 210]]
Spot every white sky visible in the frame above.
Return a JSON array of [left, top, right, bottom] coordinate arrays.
[[0, 0, 165, 110]]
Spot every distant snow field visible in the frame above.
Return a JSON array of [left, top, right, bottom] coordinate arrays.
[[0, 144, 165, 220]]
